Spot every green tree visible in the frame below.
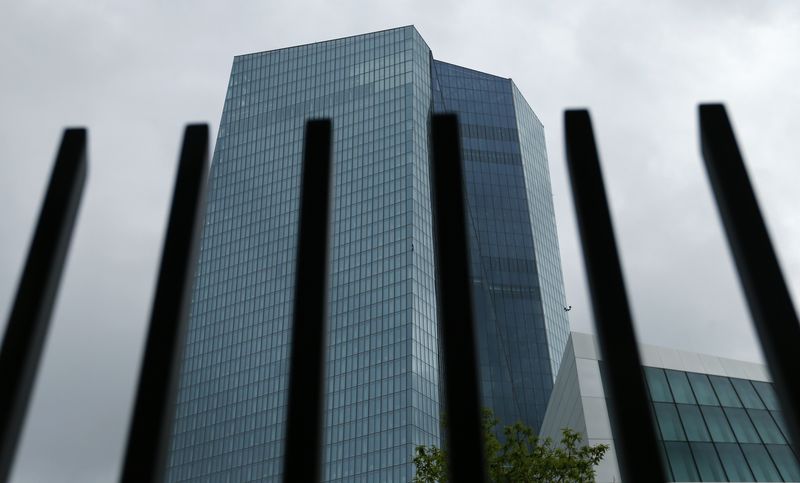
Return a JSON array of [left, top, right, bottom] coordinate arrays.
[[413, 409, 609, 483]]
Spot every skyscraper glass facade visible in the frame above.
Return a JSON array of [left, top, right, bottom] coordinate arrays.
[[645, 367, 800, 481], [432, 62, 569, 429], [166, 26, 569, 481]]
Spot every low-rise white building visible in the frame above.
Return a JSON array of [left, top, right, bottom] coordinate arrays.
[[540, 332, 799, 482]]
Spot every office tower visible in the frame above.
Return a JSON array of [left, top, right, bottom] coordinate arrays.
[[541, 332, 800, 482], [432, 61, 569, 430], [166, 26, 569, 482]]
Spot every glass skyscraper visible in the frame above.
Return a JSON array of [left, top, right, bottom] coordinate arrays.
[[166, 26, 569, 482]]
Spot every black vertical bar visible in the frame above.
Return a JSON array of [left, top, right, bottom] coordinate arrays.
[[430, 114, 487, 483], [0, 129, 87, 483], [699, 103, 800, 446], [120, 124, 209, 483], [283, 120, 333, 483], [564, 110, 666, 482]]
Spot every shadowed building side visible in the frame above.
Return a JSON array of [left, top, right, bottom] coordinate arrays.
[[432, 61, 569, 431]]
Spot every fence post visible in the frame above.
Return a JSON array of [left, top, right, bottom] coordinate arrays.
[[699, 103, 800, 446], [120, 124, 209, 483], [0, 129, 88, 483], [283, 120, 333, 483], [430, 114, 487, 483], [564, 110, 667, 482]]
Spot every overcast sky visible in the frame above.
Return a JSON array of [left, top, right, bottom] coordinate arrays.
[[1, 1, 799, 481]]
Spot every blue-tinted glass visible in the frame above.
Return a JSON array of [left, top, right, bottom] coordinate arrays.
[[748, 409, 786, 444], [770, 410, 791, 442], [725, 407, 761, 443], [731, 378, 766, 409], [646, 367, 673, 403], [767, 444, 800, 482], [665, 442, 700, 481], [741, 444, 782, 482], [677, 404, 711, 442], [716, 443, 755, 480], [654, 403, 686, 441], [688, 373, 720, 406], [752, 381, 780, 410], [690, 442, 727, 482], [166, 26, 570, 482], [701, 406, 736, 443], [659, 442, 675, 481], [166, 27, 441, 482], [709, 375, 743, 407], [666, 369, 696, 404], [431, 60, 570, 430]]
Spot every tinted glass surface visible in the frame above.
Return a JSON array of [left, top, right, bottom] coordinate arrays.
[[646, 367, 674, 403], [166, 25, 569, 482], [768, 444, 800, 482], [731, 378, 766, 409], [655, 403, 686, 441], [748, 409, 786, 444], [688, 373, 719, 406], [741, 444, 782, 482], [166, 27, 439, 482], [717, 443, 755, 480], [710, 375, 743, 408], [665, 442, 700, 481], [431, 60, 568, 430], [667, 369, 697, 404], [752, 382, 779, 411], [725, 407, 761, 443], [690, 442, 727, 482], [644, 367, 800, 482]]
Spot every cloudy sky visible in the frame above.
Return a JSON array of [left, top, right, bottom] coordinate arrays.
[[1, 1, 799, 481]]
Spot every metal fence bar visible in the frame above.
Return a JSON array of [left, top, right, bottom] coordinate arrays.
[[430, 114, 487, 483], [283, 120, 333, 483], [564, 110, 667, 482], [0, 129, 88, 483], [699, 103, 800, 446], [120, 124, 209, 483]]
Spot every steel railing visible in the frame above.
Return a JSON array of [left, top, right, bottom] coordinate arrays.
[[0, 105, 796, 483]]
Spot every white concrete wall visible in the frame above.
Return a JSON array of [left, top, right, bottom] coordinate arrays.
[[541, 332, 620, 481]]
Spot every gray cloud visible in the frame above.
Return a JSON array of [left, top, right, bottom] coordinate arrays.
[[1, 1, 798, 480]]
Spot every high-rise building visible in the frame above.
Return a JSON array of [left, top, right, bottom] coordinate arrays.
[[166, 26, 569, 482], [432, 60, 569, 430]]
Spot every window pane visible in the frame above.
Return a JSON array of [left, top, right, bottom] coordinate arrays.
[[654, 403, 686, 441], [752, 381, 779, 410], [770, 410, 791, 441], [741, 444, 782, 482], [700, 406, 735, 443], [645, 367, 673, 403], [716, 443, 754, 480], [677, 404, 711, 442], [688, 373, 719, 406], [748, 409, 786, 444], [690, 442, 727, 482], [766, 444, 800, 482], [724, 407, 761, 443], [665, 442, 700, 481], [731, 378, 766, 409], [666, 370, 697, 404], [659, 442, 675, 481], [709, 375, 742, 407]]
